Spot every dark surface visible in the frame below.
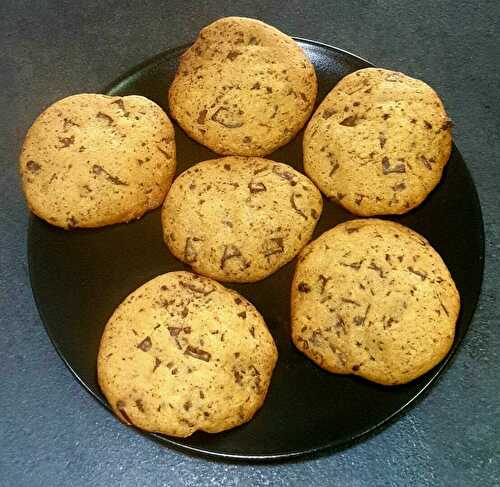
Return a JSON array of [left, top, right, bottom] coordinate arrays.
[[2, 0, 499, 485], [29, 40, 484, 460]]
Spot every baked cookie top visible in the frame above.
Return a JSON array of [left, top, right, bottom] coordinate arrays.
[[162, 156, 323, 282], [97, 271, 278, 437], [169, 17, 317, 156], [291, 219, 460, 385], [303, 68, 452, 216], [20, 93, 176, 229]]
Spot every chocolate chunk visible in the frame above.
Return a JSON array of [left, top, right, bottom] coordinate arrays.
[[368, 260, 386, 278], [392, 182, 406, 192], [63, 118, 80, 131], [181, 307, 189, 318], [197, 109, 207, 124], [184, 237, 200, 263], [298, 282, 311, 293], [441, 120, 454, 131], [26, 160, 41, 173], [352, 365, 360, 371], [157, 145, 172, 159], [424, 120, 433, 129], [96, 112, 114, 125], [243, 136, 252, 143], [355, 193, 367, 205], [179, 280, 215, 296], [168, 327, 182, 337], [248, 181, 266, 193], [329, 162, 340, 176], [379, 133, 387, 148], [153, 357, 161, 372], [251, 82, 261, 90], [408, 266, 427, 280], [272, 165, 295, 183], [249, 36, 259, 45], [322, 108, 336, 119], [299, 92, 308, 102], [235, 297, 242, 305], [420, 155, 433, 170], [290, 193, 308, 219], [249, 326, 255, 338], [346, 226, 360, 234], [263, 237, 284, 257], [382, 113, 391, 120], [220, 244, 243, 269], [382, 157, 406, 174], [116, 401, 132, 424], [353, 304, 371, 326], [183, 400, 192, 411], [111, 98, 130, 117], [318, 275, 331, 294], [57, 135, 75, 148], [341, 259, 364, 270], [227, 50, 241, 61], [440, 301, 449, 316], [238, 311, 246, 319], [234, 370, 243, 384], [135, 399, 145, 412], [341, 297, 360, 306], [184, 345, 211, 362], [211, 107, 243, 128], [67, 216, 78, 229], [92, 165, 128, 185], [339, 115, 358, 127], [137, 336, 152, 352], [311, 208, 318, 219]]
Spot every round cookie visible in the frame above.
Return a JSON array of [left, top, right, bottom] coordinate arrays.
[[168, 17, 317, 156], [291, 219, 460, 385], [303, 68, 453, 216], [20, 93, 176, 229], [97, 271, 278, 437], [162, 156, 323, 283]]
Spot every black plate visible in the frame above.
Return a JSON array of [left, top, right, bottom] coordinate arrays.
[[28, 39, 484, 460]]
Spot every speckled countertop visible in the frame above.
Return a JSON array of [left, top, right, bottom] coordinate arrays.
[[1, 1, 499, 486]]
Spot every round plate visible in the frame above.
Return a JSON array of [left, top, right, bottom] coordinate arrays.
[[28, 39, 484, 460]]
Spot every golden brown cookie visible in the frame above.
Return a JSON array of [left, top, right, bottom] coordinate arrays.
[[303, 68, 453, 216], [162, 156, 323, 282], [20, 93, 176, 229], [97, 271, 278, 437], [168, 17, 317, 156], [291, 219, 460, 385]]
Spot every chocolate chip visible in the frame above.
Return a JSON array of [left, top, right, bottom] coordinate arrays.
[[251, 82, 261, 90], [238, 311, 246, 319], [56, 135, 75, 148], [227, 50, 241, 61], [92, 165, 128, 185], [168, 327, 181, 337], [368, 260, 386, 278], [248, 181, 266, 193], [224, 164, 231, 171], [322, 108, 336, 119], [298, 282, 311, 293], [197, 109, 207, 124], [179, 280, 215, 296], [392, 182, 406, 192], [26, 160, 41, 173], [441, 120, 454, 131], [290, 193, 308, 220], [382, 157, 406, 174], [311, 209, 318, 219], [96, 112, 114, 125], [135, 399, 145, 412], [318, 275, 331, 294], [243, 136, 252, 143], [234, 298, 242, 305], [111, 98, 129, 117], [339, 115, 358, 127], [211, 107, 243, 128], [408, 266, 427, 280], [184, 237, 200, 263], [152, 357, 161, 372], [263, 237, 284, 257], [379, 133, 387, 148], [424, 120, 433, 129], [184, 345, 211, 362], [137, 336, 152, 352], [220, 244, 244, 269]]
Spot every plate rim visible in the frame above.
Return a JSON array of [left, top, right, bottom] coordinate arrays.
[[28, 37, 486, 462]]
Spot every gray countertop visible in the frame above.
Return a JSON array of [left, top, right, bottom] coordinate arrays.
[[1, 1, 499, 486]]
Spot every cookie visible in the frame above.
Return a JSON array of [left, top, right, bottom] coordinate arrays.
[[97, 271, 278, 437], [20, 93, 176, 229], [291, 219, 460, 385], [162, 156, 323, 282], [168, 17, 317, 156], [303, 68, 453, 216]]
